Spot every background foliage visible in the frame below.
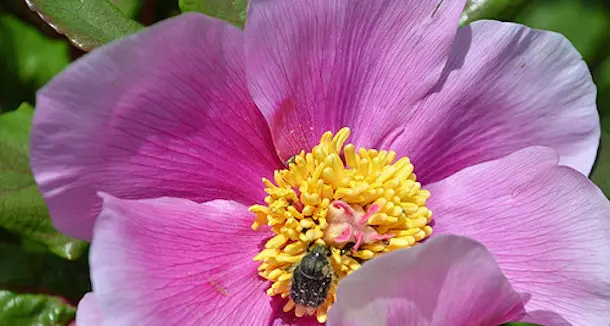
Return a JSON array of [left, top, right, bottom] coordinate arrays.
[[0, 0, 608, 324]]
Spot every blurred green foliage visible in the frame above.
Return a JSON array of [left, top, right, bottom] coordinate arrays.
[[0, 15, 69, 112], [0, 104, 88, 260], [0, 239, 91, 304], [110, 0, 144, 18], [0, 0, 610, 324], [515, 0, 610, 62]]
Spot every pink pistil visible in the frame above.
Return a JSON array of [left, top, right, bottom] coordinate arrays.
[[358, 204, 380, 224], [332, 201, 355, 218], [324, 200, 394, 252]]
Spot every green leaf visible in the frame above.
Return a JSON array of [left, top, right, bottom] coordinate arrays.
[[0, 242, 91, 303], [0, 290, 75, 326], [179, 0, 247, 28], [0, 14, 70, 113], [110, 0, 144, 18], [0, 104, 88, 260], [460, 0, 528, 26], [26, 0, 144, 51], [514, 0, 610, 62]]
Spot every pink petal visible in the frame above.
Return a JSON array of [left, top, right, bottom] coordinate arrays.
[[76, 293, 101, 326], [90, 194, 276, 326], [31, 13, 282, 240], [245, 0, 467, 161], [327, 235, 525, 325], [427, 146, 610, 325], [398, 20, 599, 183]]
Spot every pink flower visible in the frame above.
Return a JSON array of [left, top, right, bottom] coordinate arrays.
[[30, 0, 610, 325]]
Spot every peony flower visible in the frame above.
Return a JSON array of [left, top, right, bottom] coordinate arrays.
[[30, 0, 610, 325]]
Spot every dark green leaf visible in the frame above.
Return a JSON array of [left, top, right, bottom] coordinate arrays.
[[460, 0, 528, 26], [153, 1, 181, 21], [0, 243, 40, 288], [0, 242, 91, 303], [26, 0, 143, 51], [0, 14, 70, 112], [0, 290, 75, 326], [110, 0, 144, 18], [179, 0, 247, 28], [0, 104, 88, 260]]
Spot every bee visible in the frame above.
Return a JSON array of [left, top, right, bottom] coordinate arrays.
[[290, 245, 333, 308]]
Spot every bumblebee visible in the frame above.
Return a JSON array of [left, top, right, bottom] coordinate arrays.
[[290, 245, 333, 308]]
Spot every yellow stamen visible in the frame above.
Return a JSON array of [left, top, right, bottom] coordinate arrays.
[[250, 127, 432, 323]]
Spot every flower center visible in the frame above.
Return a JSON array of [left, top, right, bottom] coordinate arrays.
[[250, 128, 432, 323]]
